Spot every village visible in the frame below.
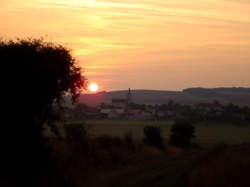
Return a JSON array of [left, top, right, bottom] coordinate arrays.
[[99, 88, 155, 120], [65, 89, 250, 123]]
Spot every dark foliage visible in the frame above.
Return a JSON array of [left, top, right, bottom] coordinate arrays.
[[0, 38, 84, 186], [63, 123, 89, 155], [169, 121, 196, 148], [95, 135, 123, 147], [143, 126, 164, 150], [189, 144, 250, 187], [124, 132, 135, 151]]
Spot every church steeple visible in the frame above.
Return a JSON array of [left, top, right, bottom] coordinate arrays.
[[127, 88, 132, 104]]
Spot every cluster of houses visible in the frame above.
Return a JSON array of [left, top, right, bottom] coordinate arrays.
[[99, 89, 155, 120], [97, 89, 226, 121]]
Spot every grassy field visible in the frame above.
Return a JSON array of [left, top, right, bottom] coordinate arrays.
[[44, 120, 250, 187], [85, 120, 250, 147]]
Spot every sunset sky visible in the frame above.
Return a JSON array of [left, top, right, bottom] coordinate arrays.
[[1, 0, 250, 91]]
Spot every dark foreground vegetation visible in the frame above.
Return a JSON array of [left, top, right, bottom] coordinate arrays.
[[1, 38, 84, 187], [43, 122, 250, 187], [1, 38, 250, 187]]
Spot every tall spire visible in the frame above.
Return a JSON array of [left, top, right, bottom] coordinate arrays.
[[127, 88, 132, 104]]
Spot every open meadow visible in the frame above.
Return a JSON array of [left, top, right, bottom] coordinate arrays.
[[86, 120, 250, 147], [40, 120, 250, 187]]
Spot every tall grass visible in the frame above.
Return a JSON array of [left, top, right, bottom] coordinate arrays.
[[189, 144, 250, 187]]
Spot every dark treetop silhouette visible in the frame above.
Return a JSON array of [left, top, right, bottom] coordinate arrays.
[[0, 38, 85, 186]]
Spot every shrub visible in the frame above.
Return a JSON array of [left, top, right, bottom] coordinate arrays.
[[143, 126, 164, 150], [95, 135, 123, 148], [124, 132, 135, 151], [64, 123, 88, 141], [169, 121, 196, 147], [92, 135, 125, 165]]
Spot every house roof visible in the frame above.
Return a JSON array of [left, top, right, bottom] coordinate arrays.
[[100, 108, 125, 114], [100, 109, 112, 114]]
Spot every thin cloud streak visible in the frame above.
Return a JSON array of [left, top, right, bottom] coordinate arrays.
[[20, 0, 250, 23], [1, 0, 249, 90], [85, 65, 113, 69]]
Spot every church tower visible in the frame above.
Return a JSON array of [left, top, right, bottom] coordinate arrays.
[[126, 88, 133, 104]]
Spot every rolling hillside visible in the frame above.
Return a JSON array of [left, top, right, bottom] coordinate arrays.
[[76, 87, 250, 106]]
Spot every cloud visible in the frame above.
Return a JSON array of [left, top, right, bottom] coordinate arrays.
[[1, 0, 250, 90], [85, 65, 112, 69], [221, 0, 250, 5]]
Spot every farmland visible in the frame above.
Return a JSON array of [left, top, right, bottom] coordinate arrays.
[[86, 120, 250, 147]]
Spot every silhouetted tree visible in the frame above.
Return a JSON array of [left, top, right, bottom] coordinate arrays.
[[169, 121, 196, 147], [143, 126, 164, 150], [0, 38, 85, 186]]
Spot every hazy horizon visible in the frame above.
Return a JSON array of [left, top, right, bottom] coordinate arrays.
[[1, 0, 250, 91], [84, 86, 250, 93]]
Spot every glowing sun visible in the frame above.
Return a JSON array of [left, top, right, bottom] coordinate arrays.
[[88, 83, 99, 92]]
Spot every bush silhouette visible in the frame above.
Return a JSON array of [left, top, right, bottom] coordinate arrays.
[[124, 132, 135, 151], [143, 126, 164, 150], [169, 121, 196, 147]]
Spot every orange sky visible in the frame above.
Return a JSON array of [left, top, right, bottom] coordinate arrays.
[[1, 0, 250, 91]]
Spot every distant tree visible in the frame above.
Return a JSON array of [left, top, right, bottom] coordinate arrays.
[[143, 126, 164, 150], [0, 38, 85, 186], [213, 100, 220, 105], [167, 100, 178, 110], [169, 121, 196, 147]]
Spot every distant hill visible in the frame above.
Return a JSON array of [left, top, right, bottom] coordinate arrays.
[[74, 87, 250, 107]]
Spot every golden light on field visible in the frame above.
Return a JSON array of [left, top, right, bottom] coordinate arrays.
[[88, 83, 99, 92]]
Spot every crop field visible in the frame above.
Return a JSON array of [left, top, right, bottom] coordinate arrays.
[[85, 120, 250, 147]]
